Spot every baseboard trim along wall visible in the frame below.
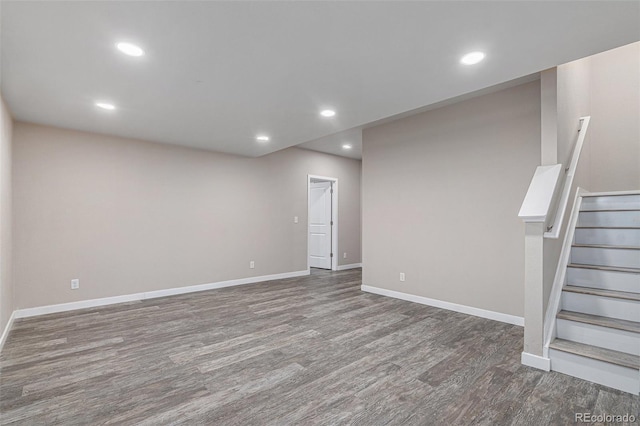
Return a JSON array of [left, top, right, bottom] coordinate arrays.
[[521, 351, 551, 371], [337, 263, 362, 271], [361, 284, 524, 327], [0, 311, 17, 352], [13, 269, 311, 320]]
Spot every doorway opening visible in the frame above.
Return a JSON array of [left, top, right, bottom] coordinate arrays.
[[307, 175, 338, 272]]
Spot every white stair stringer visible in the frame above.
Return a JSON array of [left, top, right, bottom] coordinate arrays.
[[547, 191, 640, 395]]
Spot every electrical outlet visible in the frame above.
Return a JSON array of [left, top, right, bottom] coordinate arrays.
[[343, 252, 347, 259], [399, 273, 405, 282], [294, 216, 298, 223], [71, 279, 79, 290], [250, 260, 255, 269]]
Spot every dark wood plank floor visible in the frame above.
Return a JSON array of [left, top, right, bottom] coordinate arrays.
[[1, 269, 638, 425]]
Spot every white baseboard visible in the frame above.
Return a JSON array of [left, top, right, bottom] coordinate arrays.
[[337, 263, 362, 271], [0, 310, 16, 352], [15, 293, 146, 318], [361, 284, 524, 327], [14, 269, 310, 319], [521, 351, 551, 371]]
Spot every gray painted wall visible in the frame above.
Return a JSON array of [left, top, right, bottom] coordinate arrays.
[[557, 41, 639, 193], [362, 81, 541, 318], [13, 123, 361, 309], [588, 42, 640, 192], [542, 51, 592, 324], [1, 98, 13, 334]]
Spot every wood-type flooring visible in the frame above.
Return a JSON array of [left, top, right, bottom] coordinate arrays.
[[1, 269, 638, 425]]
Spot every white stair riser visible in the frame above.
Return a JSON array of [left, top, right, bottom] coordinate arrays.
[[567, 267, 640, 293], [556, 319, 640, 356], [574, 228, 640, 247], [577, 210, 640, 228], [562, 292, 640, 322], [549, 349, 639, 395], [571, 247, 640, 269], [581, 195, 640, 211]]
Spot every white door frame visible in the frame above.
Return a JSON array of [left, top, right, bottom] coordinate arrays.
[[307, 174, 338, 271]]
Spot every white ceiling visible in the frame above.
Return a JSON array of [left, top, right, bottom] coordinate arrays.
[[2, 2, 638, 159], [298, 128, 362, 160]]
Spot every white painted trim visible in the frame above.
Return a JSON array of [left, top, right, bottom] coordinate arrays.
[[582, 189, 640, 197], [556, 319, 640, 356], [361, 284, 524, 326], [518, 164, 563, 222], [14, 294, 143, 319], [521, 351, 551, 371], [307, 174, 339, 271], [544, 116, 590, 239], [13, 269, 310, 319], [542, 188, 585, 357], [337, 263, 362, 271], [307, 174, 338, 182], [0, 310, 16, 352], [549, 348, 639, 395]]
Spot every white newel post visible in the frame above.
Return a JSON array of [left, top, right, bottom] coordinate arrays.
[[523, 222, 545, 357], [518, 117, 589, 372], [518, 164, 562, 371]]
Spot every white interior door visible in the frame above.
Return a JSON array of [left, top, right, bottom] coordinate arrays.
[[309, 181, 332, 269]]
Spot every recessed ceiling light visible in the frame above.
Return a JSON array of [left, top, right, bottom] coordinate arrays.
[[116, 42, 145, 57], [256, 135, 270, 142], [342, 144, 352, 150], [460, 51, 485, 65], [320, 109, 336, 118], [95, 102, 116, 110]]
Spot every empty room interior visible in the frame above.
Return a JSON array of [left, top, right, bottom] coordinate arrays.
[[1, 1, 639, 424]]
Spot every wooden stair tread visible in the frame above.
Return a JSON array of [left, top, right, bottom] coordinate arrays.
[[567, 263, 640, 274], [576, 226, 640, 229], [580, 209, 640, 212], [563, 285, 640, 301], [550, 339, 639, 369], [582, 192, 640, 197], [572, 244, 640, 250], [557, 310, 640, 333]]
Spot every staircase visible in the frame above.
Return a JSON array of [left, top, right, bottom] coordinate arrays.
[[548, 192, 640, 395]]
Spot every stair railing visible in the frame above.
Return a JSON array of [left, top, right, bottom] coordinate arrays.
[[518, 116, 591, 369], [544, 116, 591, 238], [542, 188, 585, 357]]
